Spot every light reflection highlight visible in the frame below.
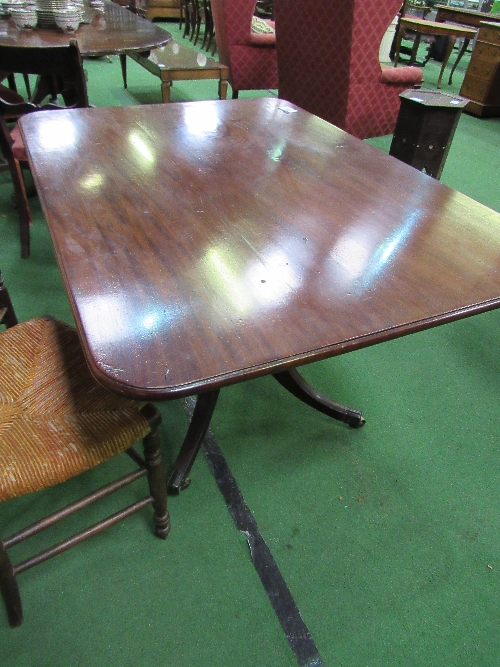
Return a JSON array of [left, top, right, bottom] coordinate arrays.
[[196, 52, 207, 67], [80, 173, 104, 190], [38, 117, 76, 150], [129, 132, 155, 163], [329, 233, 372, 281], [203, 245, 301, 316], [267, 139, 287, 163], [361, 210, 422, 288], [79, 294, 185, 346], [328, 209, 423, 294], [205, 249, 252, 314], [183, 103, 220, 136]]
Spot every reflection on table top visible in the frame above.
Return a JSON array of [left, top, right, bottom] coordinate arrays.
[[19, 98, 500, 399], [0, 0, 170, 56]]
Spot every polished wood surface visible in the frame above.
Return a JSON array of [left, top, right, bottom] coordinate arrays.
[[0, 1, 170, 56], [19, 98, 500, 400]]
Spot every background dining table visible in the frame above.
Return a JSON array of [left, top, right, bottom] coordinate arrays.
[[0, 0, 171, 56]]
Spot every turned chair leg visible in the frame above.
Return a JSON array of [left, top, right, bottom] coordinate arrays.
[[140, 405, 170, 539], [0, 541, 23, 628]]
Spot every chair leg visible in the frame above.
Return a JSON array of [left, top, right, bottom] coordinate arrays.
[[205, 12, 214, 52], [140, 405, 170, 539], [183, 3, 191, 37], [193, 1, 202, 47], [0, 540, 23, 628], [189, 2, 197, 42], [12, 158, 32, 259], [194, 16, 202, 46], [201, 16, 208, 49], [204, 18, 213, 51]]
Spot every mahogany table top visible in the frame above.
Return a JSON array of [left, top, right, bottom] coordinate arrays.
[[19, 98, 500, 400], [0, 1, 170, 56]]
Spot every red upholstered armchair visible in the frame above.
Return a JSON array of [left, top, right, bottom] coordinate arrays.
[[210, 0, 278, 98], [274, 0, 423, 139]]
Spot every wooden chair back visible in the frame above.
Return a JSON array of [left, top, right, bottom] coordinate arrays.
[[0, 39, 89, 111], [0, 40, 89, 258]]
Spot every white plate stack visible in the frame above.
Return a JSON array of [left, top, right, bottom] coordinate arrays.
[[36, 0, 85, 27]]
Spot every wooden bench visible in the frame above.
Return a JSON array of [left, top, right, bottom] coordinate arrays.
[[120, 41, 229, 102]]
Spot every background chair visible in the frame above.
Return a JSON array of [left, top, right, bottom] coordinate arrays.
[[0, 270, 170, 628], [274, 0, 424, 139], [391, 0, 434, 63], [192, 0, 215, 52], [210, 0, 278, 98], [0, 40, 89, 259]]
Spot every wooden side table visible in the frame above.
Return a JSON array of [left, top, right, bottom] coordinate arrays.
[[460, 21, 500, 117], [394, 17, 477, 88], [120, 40, 228, 102], [434, 4, 500, 29], [389, 89, 467, 179]]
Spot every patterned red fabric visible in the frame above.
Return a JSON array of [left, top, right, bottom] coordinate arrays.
[[249, 32, 276, 46], [380, 65, 423, 85], [211, 0, 278, 94], [274, 0, 423, 139]]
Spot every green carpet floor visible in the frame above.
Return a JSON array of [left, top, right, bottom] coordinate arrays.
[[1, 20, 500, 667]]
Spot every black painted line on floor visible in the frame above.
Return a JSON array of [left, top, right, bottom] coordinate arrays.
[[182, 397, 325, 667]]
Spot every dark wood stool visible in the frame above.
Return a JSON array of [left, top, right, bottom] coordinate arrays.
[[389, 89, 468, 180]]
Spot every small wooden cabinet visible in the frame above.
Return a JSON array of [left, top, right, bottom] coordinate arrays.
[[460, 21, 500, 116], [129, 0, 181, 20]]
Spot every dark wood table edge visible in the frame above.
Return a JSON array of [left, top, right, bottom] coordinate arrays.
[[60, 297, 500, 402]]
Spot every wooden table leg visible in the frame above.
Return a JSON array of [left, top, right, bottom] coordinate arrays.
[[218, 75, 228, 100], [120, 53, 127, 89], [448, 37, 470, 86], [409, 32, 422, 65], [273, 367, 365, 428], [437, 36, 456, 89], [167, 389, 220, 493], [160, 73, 172, 102]]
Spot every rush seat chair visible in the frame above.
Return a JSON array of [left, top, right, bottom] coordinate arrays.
[[0, 270, 170, 628]]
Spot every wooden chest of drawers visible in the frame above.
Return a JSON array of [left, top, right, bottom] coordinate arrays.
[[460, 21, 500, 117]]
